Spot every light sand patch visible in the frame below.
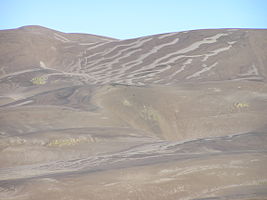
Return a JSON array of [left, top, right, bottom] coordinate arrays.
[[186, 62, 218, 79], [151, 33, 228, 66], [157, 32, 178, 39], [202, 45, 232, 61], [54, 33, 70, 43]]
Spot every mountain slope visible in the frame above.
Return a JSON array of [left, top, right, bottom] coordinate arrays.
[[78, 29, 267, 85], [0, 26, 267, 200], [1, 27, 267, 85], [0, 25, 117, 75]]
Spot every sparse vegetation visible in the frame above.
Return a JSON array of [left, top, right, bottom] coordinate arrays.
[[140, 105, 161, 121], [122, 99, 132, 106], [31, 76, 47, 85], [47, 138, 88, 147], [234, 102, 249, 109]]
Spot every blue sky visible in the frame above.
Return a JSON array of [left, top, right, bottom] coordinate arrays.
[[1, 0, 267, 39]]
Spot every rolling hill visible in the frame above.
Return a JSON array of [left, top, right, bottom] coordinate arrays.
[[0, 26, 267, 200]]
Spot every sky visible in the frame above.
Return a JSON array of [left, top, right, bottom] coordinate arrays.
[[1, 0, 267, 39]]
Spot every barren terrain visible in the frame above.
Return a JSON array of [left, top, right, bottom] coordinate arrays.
[[0, 26, 267, 200]]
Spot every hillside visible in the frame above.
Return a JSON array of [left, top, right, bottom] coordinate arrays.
[[0, 26, 267, 200]]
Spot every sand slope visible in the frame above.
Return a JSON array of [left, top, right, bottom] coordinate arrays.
[[0, 26, 267, 200]]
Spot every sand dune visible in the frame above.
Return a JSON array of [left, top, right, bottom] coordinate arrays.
[[0, 26, 267, 200]]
